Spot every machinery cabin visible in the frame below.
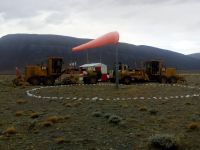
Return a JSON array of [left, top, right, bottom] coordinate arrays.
[[110, 63, 149, 85], [144, 60, 182, 83], [25, 57, 63, 85]]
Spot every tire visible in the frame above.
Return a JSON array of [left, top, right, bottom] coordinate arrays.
[[90, 77, 97, 84], [29, 77, 40, 85], [123, 77, 131, 85], [169, 77, 177, 84], [110, 78, 115, 83], [44, 78, 55, 86], [160, 76, 167, 84], [83, 77, 89, 84]]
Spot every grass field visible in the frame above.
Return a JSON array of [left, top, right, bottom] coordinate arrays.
[[0, 74, 199, 150]]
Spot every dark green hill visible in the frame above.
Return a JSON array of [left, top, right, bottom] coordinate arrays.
[[0, 34, 200, 73], [188, 53, 200, 60]]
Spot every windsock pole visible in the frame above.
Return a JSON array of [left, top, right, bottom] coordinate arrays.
[[115, 44, 119, 88]]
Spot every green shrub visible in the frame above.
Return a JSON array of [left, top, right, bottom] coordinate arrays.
[[149, 134, 179, 149]]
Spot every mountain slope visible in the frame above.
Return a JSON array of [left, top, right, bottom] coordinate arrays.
[[0, 34, 200, 73], [188, 53, 200, 59]]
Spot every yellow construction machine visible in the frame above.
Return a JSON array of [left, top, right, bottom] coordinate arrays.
[[110, 60, 185, 84], [144, 60, 185, 83], [13, 57, 64, 86]]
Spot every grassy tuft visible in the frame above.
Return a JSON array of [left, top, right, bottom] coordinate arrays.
[[149, 134, 179, 149], [16, 99, 27, 104], [92, 111, 102, 117], [42, 121, 53, 127], [55, 137, 65, 144], [108, 115, 122, 124], [15, 111, 24, 116], [5, 127, 17, 135], [139, 107, 147, 111], [30, 112, 39, 119], [104, 113, 111, 119], [187, 122, 199, 130], [47, 116, 60, 124], [149, 109, 158, 115]]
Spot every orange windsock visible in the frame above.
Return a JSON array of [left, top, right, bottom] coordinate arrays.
[[72, 31, 119, 52]]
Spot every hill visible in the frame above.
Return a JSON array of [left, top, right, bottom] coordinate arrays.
[[188, 53, 200, 60], [0, 34, 200, 73]]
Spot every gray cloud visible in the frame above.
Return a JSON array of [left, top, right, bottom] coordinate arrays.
[[0, 0, 200, 54]]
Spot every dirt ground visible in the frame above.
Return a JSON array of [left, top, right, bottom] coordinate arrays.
[[0, 74, 200, 150]]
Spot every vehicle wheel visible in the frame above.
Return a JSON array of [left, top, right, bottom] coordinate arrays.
[[110, 78, 115, 83], [44, 78, 55, 86], [29, 77, 40, 85], [83, 77, 89, 84], [160, 76, 167, 84], [123, 77, 131, 85], [90, 77, 97, 84], [169, 77, 177, 84]]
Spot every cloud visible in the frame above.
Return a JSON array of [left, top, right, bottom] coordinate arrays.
[[0, 0, 200, 54]]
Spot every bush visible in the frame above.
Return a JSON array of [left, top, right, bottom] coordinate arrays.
[[4, 127, 17, 135], [149, 109, 158, 115], [42, 121, 53, 127], [149, 134, 179, 149], [108, 115, 122, 124], [139, 107, 147, 111], [16, 99, 27, 104], [55, 137, 65, 144], [15, 111, 24, 116], [187, 122, 199, 130], [30, 112, 39, 119], [92, 111, 102, 117], [47, 116, 60, 124], [104, 113, 111, 119]]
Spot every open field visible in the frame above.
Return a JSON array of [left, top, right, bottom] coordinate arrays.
[[0, 74, 200, 150]]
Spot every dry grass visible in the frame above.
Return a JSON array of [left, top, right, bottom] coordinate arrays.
[[47, 115, 63, 124], [47, 116, 60, 123], [139, 107, 148, 111], [187, 122, 199, 130], [64, 103, 73, 107], [185, 102, 192, 105], [15, 111, 24, 116], [0, 74, 200, 149], [41, 115, 65, 127], [64, 115, 71, 120], [4, 127, 17, 135], [55, 137, 65, 144], [30, 112, 39, 119], [42, 121, 53, 127], [16, 99, 27, 104]]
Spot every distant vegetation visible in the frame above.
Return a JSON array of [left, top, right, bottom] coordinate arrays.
[[0, 34, 200, 73]]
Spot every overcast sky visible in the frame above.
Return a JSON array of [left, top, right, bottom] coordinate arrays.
[[0, 0, 200, 54]]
